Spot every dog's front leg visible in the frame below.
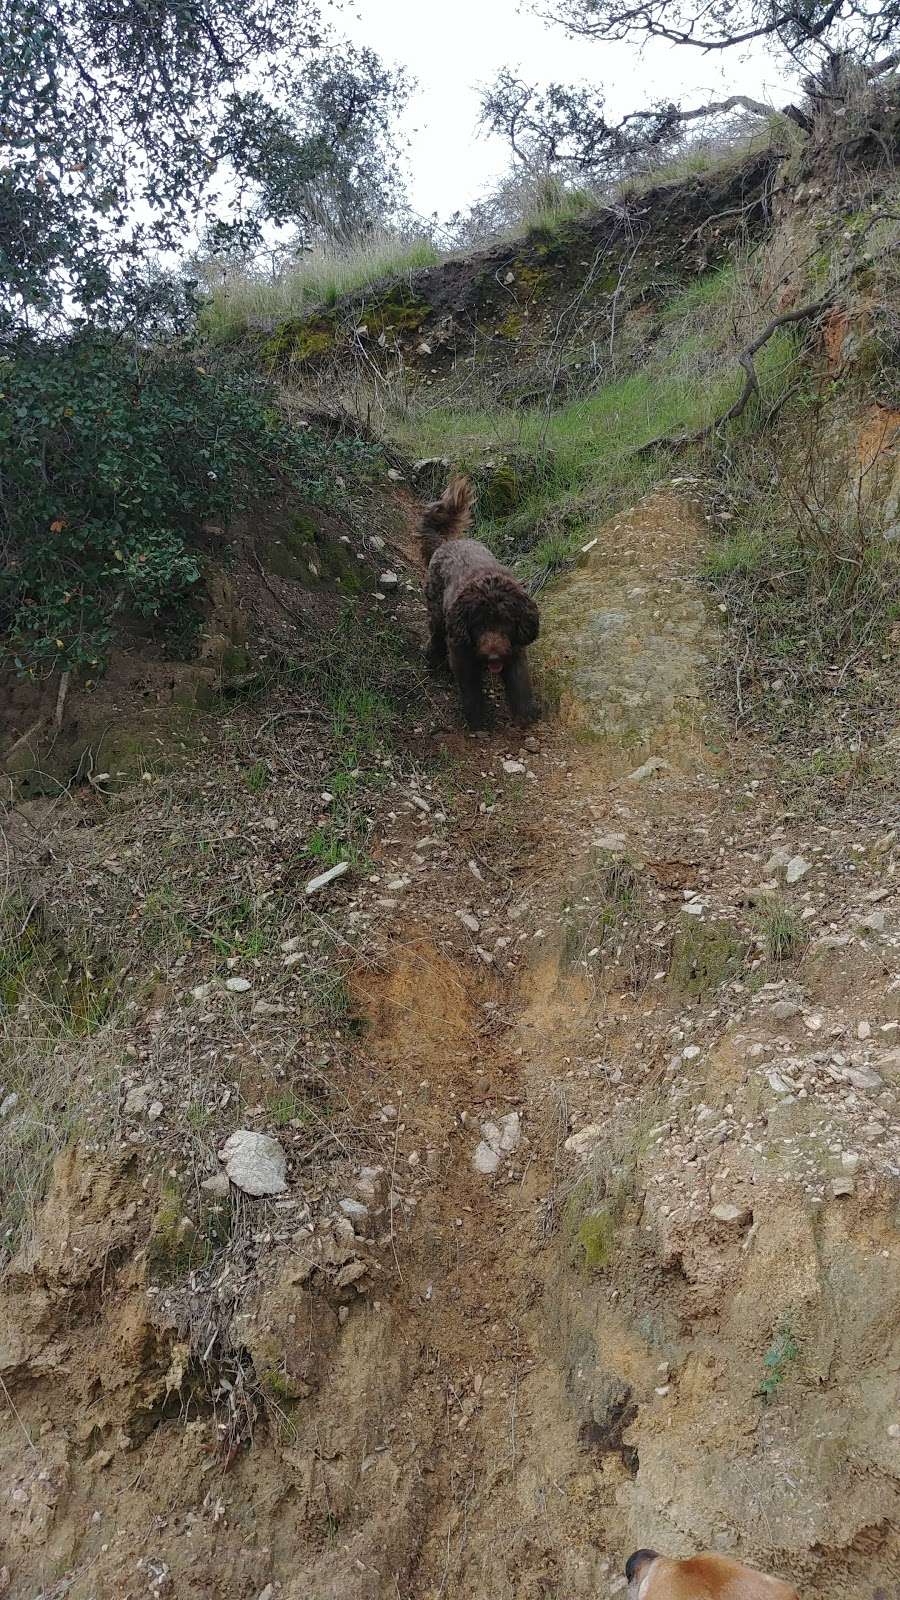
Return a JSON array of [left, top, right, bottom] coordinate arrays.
[[503, 652, 538, 724], [450, 644, 489, 730], [425, 618, 447, 669]]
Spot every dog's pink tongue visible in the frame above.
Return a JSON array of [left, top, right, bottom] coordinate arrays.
[[487, 662, 503, 675]]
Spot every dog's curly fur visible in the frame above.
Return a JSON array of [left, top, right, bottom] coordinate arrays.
[[420, 476, 540, 730]]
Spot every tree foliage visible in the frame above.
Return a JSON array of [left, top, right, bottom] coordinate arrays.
[[0, 0, 409, 335], [0, 339, 377, 676], [483, 2, 899, 182], [534, 0, 899, 57]]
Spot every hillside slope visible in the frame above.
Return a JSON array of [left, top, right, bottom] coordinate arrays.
[[1, 92, 899, 1600]]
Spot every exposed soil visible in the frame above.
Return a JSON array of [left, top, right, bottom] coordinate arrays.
[[1, 480, 898, 1600]]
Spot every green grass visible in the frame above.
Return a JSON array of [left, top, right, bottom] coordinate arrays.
[[758, 1322, 800, 1402], [201, 232, 441, 343], [394, 315, 798, 583], [755, 900, 808, 964]]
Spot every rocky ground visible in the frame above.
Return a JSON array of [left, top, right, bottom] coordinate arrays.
[[1, 477, 899, 1599]]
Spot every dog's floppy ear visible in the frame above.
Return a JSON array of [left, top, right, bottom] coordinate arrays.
[[512, 590, 540, 648]]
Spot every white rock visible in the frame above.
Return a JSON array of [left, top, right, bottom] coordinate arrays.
[[763, 845, 792, 876], [225, 976, 252, 994], [624, 755, 669, 784], [831, 1176, 855, 1198], [682, 900, 705, 917], [767, 1070, 794, 1096], [457, 911, 480, 934], [841, 1151, 860, 1172], [859, 911, 886, 934], [124, 1085, 152, 1116], [339, 1198, 369, 1230], [502, 759, 526, 775], [148, 1100, 164, 1121], [305, 861, 349, 895], [771, 999, 800, 1021], [253, 999, 287, 1015], [378, 570, 399, 590], [369, 534, 386, 551], [201, 1173, 231, 1199], [191, 982, 213, 1001], [786, 855, 811, 885], [564, 1124, 604, 1158], [710, 1202, 752, 1226], [845, 1065, 883, 1091], [594, 833, 626, 851], [473, 1141, 501, 1175], [0, 1092, 19, 1118], [857, 1020, 872, 1040], [220, 1130, 287, 1197], [497, 1111, 521, 1152]]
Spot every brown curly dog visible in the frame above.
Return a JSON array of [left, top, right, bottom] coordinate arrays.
[[420, 475, 540, 731]]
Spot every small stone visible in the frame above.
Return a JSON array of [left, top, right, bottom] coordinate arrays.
[[767, 1071, 794, 1096], [473, 1141, 501, 1175], [339, 1198, 370, 1231], [369, 535, 386, 551], [655, 1384, 671, 1397], [253, 999, 287, 1015], [457, 911, 480, 934], [831, 1176, 855, 1198], [624, 755, 669, 784], [502, 759, 526, 775], [682, 899, 705, 917], [857, 1021, 872, 1040], [771, 999, 800, 1021], [859, 911, 886, 934], [225, 976, 252, 994], [840, 1151, 860, 1172], [191, 982, 213, 1001], [786, 855, 811, 885], [710, 1202, 752, 1227], [524, 736, 540, 753], [845, 1066, 883, 1091], [803, 1014, 823, 1032], [220, 1130, 287, 1197], [888, 1423, 900, 1440], [201, 1173, 231, 1199], [386, 469, 403, 482], [564, 1124, 603, 1158], [497, 1111, 521, 1152], [124, 1085, 152, 1116], [381, 1104, 397, 1121], [306, 861, 349, 895], [764, 845, 792, 876], [0, 1092, 19, 1118], [594, 832, 626, 851], [378, 570, 399, 590], [148, 1100, 164, 1121]]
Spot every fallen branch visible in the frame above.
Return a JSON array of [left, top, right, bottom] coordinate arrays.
[[636, 296, 832, 454], [54, 669, 70, 732]]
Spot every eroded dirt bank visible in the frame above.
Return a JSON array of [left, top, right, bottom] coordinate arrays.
[[1, 488, 899, 1599]]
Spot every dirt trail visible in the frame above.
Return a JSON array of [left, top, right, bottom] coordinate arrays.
[[341, 488, 900, 1599], [2, 488, 899, 1600]]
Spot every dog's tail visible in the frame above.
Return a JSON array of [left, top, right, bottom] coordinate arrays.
[[420, 475, 474, 563]]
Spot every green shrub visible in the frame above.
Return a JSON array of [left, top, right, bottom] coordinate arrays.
[[0, 336, 378, 677]]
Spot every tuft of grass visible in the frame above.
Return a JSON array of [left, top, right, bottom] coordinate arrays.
[[200, 232, 441, 343], [670, 919, 747, 1000], [758, 1322, 800, 1402], [756, 899, 808, 964], [245, 759, 270, 794]]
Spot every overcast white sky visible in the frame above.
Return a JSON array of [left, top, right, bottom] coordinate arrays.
[[344, 0, 793, 219]]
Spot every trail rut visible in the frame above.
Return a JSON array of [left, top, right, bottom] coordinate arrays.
[[1, 488, 898, 1600]]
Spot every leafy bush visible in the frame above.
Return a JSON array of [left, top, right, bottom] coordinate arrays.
[[0, 337, 377, 676]]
